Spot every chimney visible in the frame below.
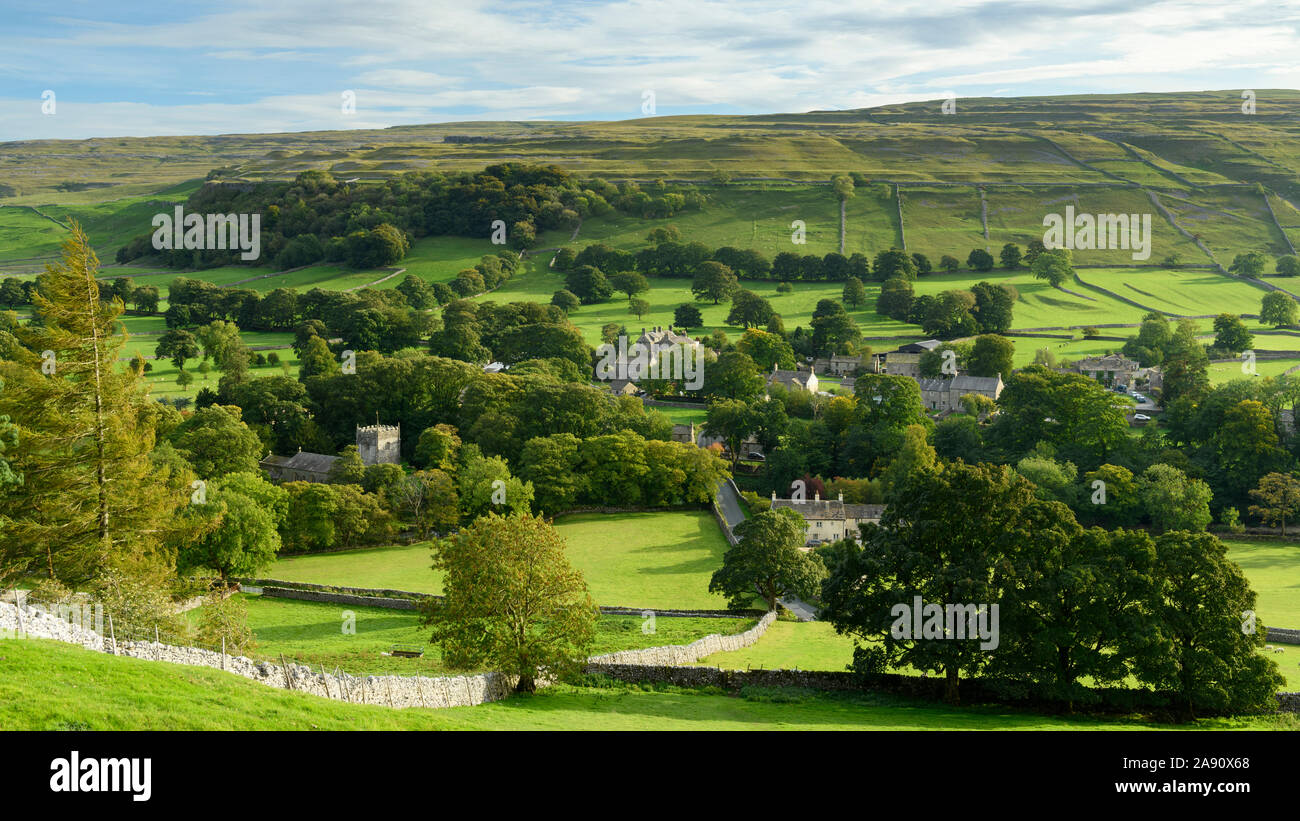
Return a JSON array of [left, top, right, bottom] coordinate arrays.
[[838, 491, 844, 502], [772, 362, 779, 373], [814, 490, 821, 502], [771, 490, 777, 501]]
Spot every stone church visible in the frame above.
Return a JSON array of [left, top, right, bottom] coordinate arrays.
[[260, 423, 401, 483]]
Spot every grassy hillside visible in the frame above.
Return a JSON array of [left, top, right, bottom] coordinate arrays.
[[2, 639, 1284, 730]]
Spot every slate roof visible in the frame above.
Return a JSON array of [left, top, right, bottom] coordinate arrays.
[[262, 451, 339, 475], [770, 499, 885, 521]]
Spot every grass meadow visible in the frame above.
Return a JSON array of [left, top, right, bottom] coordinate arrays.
[[4, 639, 1285, 730], [267, 510, 740, 610]]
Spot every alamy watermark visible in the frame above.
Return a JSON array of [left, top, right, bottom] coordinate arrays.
[[151, 206, 261, 261], [594, 334, 703, 391], [890, 595, 999, 650], [1043, 205, 1152, 261]]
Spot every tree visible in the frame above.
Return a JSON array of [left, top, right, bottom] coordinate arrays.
[[169, 404, 264, 479], [873, 248, 916, 281], [424, 512, 597, 692], [810, 298, 860, 354], [397, 469, 459, 538], [875, 277, 914, 321], [155, 328, 200, 370], [709, 507, 826, 612], [1212, 313, 1253, 353], [832, 174, 855, 200], [674, 303, 703, 329], [180, 472, 288, 579], [1247, 471, 1300, 534], [0, 223, 186, 587], [726, 289, 774, 328], [970, 281, 1016, 333], [939, 254, 961, 273], [736, 328, 795, 372], [1228, 251, 1269, 278], [610, 271, 650, 302], [842, 277, 867, 308], [703, 351, 765, 401], [967, 334, 1015, 379], [565, 265, 613, 304], [1277, 255, 1300, 276], [691, 260, 738, 304], [703, 398, 758, 468], [990, 365, 1132, 467], [822, 462, 1032, 703], [1260, 291, 1298, 327], [999, 243, 1023, 269], [550, 289, 580, 314], [415, 423, 461, 471], [967, 248, 995, 272], [1138, 463, 1212, 533], [629, 297, 650, 320], [1030, 248, 1072, 286], [197, 319, 250, 377], [878, 423, 936, 493], [1136, 531, 1283, 720], [176, 369, 193, 391]]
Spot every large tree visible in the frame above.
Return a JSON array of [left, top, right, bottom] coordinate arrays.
[[822, 461, 1034, 703], [691, 261, 739, 304], [709, 507, 826, 612], [0, 224, 186, 586], [424, 512, 597, 692], [1135, 531, 1283, 720], [1247, 471, 1300, 535]]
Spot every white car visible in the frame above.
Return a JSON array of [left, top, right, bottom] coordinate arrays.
[[1133, 413, 1151, 422]]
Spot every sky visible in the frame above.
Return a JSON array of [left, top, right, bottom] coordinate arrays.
[[0, 0, 1297, 141]]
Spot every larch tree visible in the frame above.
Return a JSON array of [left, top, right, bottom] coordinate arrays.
[[0, 223, 185, 587]]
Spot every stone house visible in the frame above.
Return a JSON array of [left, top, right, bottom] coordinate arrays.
[[916, 374, 1004, 414], [1074, 354, 1139, 387], [766, 363, 818, 394], [814, 353, 866, 376], [769, 491, 885, 547], [881, 339, 942, 378]]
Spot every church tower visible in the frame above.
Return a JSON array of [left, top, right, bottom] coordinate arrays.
[[356, 423, 401, 465]]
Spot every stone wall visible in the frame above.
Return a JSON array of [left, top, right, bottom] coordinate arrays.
[[1266, 627, 1300, 645], [0, 601, 776, 710], [587, 611, 776, 666]]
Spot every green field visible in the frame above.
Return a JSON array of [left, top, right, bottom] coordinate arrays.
[[191, 594, 754, 677], [698, 620, 858, 672], [268, 510, 740, 609], [1224, 538, 1300, 629], [3, 639, 1284, 730]]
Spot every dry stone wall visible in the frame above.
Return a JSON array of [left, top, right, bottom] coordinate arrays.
[[588, 611, 776, 666], [0, 601, 776, 710]]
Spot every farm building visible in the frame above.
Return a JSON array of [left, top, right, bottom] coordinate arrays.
[[879, 339, 943, 378]]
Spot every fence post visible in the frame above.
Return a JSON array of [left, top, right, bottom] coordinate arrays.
[[221, 637, 226, 671], [14, 595, 25, 639], [155, 625, 159, 644], [108, 614, 117, 655]]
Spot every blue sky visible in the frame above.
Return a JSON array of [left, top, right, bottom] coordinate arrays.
[[1, 0, 1297, 140]]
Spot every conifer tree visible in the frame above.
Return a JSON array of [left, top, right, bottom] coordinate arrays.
[[0, 223, 184, 586]]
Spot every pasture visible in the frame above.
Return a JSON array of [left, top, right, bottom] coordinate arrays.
[[4, 639, 1282, 730], [189, 594, 755, 677], [266, 510, 740, 610]]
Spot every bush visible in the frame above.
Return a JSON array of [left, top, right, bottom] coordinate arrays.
[[195, 592, 257, 654]]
